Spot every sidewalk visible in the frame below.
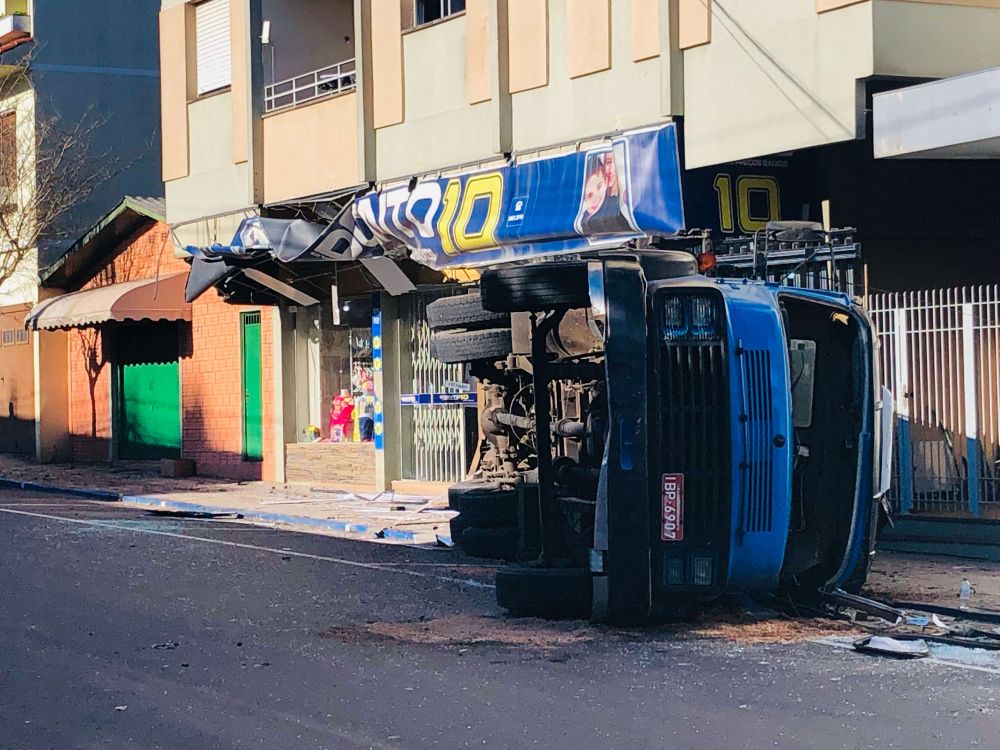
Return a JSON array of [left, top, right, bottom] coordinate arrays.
[[0, 455, 454, 545]]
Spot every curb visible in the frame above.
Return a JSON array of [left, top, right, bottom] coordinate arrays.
[[0, 477, 121, 502], [0, 477, 423, 542], [121, 495, 400, 538]]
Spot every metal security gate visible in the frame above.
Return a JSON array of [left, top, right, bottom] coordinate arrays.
[[400, 292, 469, 483], [869, 286, 1000, 517]]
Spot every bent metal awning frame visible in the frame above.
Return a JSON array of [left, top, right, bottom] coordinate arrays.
[[26, 273, 191, 331]]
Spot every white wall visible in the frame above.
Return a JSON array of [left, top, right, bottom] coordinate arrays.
[[682, 0, 873, 169], [0, 85, 37, 306]]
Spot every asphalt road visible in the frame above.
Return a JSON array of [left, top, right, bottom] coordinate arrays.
[[1, 489, 997, 750]]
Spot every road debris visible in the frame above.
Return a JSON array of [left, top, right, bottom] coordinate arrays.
[[854, 635, 930, 659]]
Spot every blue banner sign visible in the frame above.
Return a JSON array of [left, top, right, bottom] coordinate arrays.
[[401, 393, 479, 407], [352, 123, 685, 269]]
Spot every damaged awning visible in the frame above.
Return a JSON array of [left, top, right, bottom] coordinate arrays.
[[26, 273, 191, 331], [183, 122, 685, 300]]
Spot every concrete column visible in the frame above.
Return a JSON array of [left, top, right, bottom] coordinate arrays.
[[374, 293, 402, 491], [962, 302, 980, 517], [34, 329, 69, 463], [271, 304, 287, 483], [894, 309, 914, 514]]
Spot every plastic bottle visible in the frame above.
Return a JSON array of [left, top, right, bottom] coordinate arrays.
[[960, 577, 972, 610]]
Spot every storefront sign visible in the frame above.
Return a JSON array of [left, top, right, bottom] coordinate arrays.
[[682, 152, 823, 237], [349, 124, 685, 269]]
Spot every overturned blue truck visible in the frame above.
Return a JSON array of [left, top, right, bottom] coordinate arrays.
[[431, 249, 892, 621], [401, 125, 893, 621]]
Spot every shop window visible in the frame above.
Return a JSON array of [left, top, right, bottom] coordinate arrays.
[[414, 0, 465, 27], [195, 0, 232, 96], [292, 297, 375, 444]]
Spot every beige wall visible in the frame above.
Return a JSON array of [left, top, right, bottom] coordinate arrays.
[[631, 0, 661, 61], [681, 0, 873, 169], [166, 92, 255, 225], [567, 0, 611, 78], [681, 0, 1000, 169], [508, 0, 548, 93], [375, 13, 500, 178], [161, 0, 258, 230], [678, 0, 710, 49], [370, 0, 404, 128], [510, 0, 665, 151], [34, 328, 69, 463], [466, 0, 492, 104], [263, 93, 360, 202], [160, 4, 189, 181], [230, 0, 250, 164], [871, 0, 1000, 77]]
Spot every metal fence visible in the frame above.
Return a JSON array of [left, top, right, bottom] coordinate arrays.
[[264, 58, 357, 114], [869, 286, 1000, 517]]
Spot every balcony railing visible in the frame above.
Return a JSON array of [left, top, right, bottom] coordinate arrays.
[[264, 58, 357, 114]]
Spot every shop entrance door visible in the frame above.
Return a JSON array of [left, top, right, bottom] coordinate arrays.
[[117, 323, 181, 460], [241, 311, 264, 461]]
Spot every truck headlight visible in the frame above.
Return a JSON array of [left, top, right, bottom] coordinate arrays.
[[661, 294, 721, 342]]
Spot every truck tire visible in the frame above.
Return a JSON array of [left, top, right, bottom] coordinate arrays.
[[460, 526, 518, 560], [459, 490, 517, 528], [480, 263, 591, 313], [426, 292, 509, 331], [430, 328, 512, 364], [448, 479, 500, 548], [495, 567, 593, 619]]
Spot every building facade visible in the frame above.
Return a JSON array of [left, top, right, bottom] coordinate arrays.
[[0, 0, 163, 459], [160, 0, 1000, 490], [29, 198, 281, 481]]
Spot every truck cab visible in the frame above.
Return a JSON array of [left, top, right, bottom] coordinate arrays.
[[431, 245, 890, 621]]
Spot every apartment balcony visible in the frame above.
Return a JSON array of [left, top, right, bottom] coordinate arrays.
[[0, 0, 30, 48], [264, 57, 356, 114], [262, 58, 360, 204]]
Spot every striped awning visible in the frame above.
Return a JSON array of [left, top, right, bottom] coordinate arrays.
[[26, 273, 191, 331]]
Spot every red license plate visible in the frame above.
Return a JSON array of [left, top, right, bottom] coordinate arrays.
[[661, 473, 684, 542]]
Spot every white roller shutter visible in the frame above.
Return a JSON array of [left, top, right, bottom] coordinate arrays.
[[196, 0, 232, 96]]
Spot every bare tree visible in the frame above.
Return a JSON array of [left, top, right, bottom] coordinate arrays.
[[0, 54, 125, 293]]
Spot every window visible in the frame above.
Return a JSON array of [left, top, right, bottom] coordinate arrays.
[[195, 0, 232, 96], [0, 111, 16, 189], [1, 329, 28, 347], [415, 0, 465, 27]]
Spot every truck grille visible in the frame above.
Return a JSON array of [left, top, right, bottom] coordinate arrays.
[[658, 342, 730, 536], [741, 349, 774, 533]]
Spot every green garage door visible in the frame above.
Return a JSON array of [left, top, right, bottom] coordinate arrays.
[[117, 323, 181, 460], [241, 311, 263, 461]]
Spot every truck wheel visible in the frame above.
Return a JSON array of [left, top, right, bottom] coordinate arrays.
[[460, 526, 517, 560], [430, 328, 512, 364], [495, 567, 593, 619], [426, 292, 510, 331], [480, 263, 591, 313]]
